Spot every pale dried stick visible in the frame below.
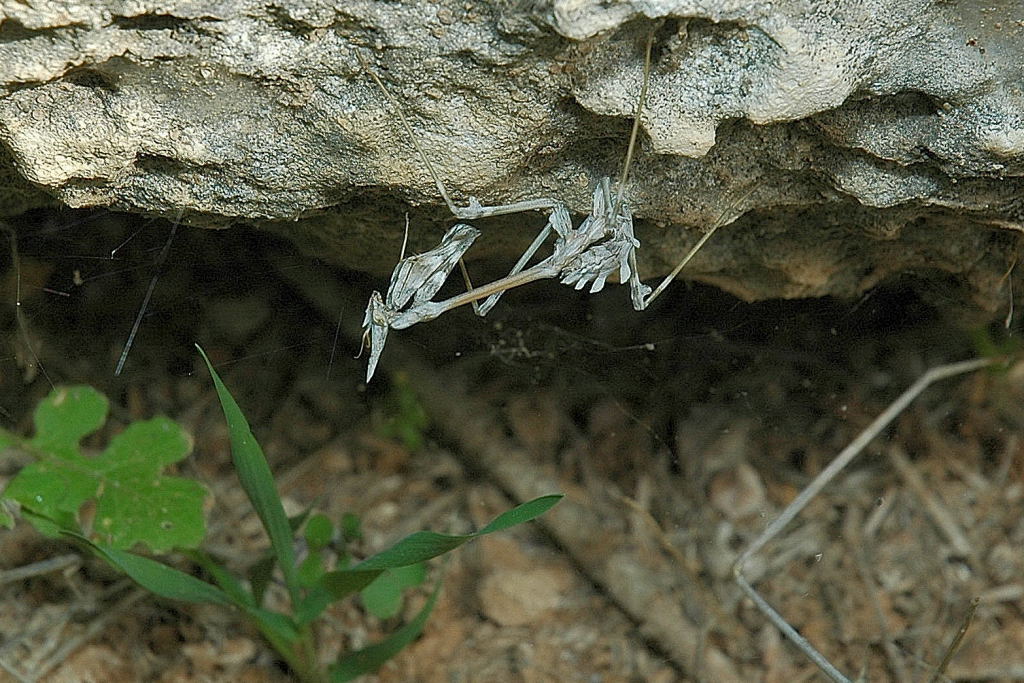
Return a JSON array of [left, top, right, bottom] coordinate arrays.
[[31, 586, 145, 680], [0, 555, 80, 587], [887, 443, 975, 560], [114, 211, 182, 376], [612, 29, 656, 221], [0, 658, 31, 683], [929, 597, 979, 683], [844, 506, 910, 681], [733, 357, 994, 683]]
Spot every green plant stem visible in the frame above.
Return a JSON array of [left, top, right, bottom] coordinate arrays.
[[185, 549, 322, 681], [296, 625, 326, 683], [258, 619, 309, 678], [243, 613, 321, 682]]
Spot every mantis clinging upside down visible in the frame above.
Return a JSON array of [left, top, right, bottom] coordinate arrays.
[[359, 30, 737, 382]]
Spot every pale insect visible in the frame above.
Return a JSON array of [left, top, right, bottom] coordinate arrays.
[[359, 29, 737, 382]]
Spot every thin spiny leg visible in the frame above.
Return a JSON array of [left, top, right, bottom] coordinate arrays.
[[358, 53, 562, 221], [613, 30, 656, 221], [359, 51, 567, 318], [605, 28, 658, 311], [475, 205, 573, 315], [457, 258, 482, 315], [642, 185, 756, 309]]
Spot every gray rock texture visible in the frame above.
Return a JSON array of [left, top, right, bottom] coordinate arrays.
[[1, 0, 1022, 314]]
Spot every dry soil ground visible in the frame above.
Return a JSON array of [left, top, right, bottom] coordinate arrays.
[[1, 209, 1022, 682]]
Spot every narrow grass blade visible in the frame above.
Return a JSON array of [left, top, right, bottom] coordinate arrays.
[[65, 532, 232, 606], [321, 495, 561, 599], [329, 575, 442, 682], [184, 549, 256, 609], [241, 605, 302, 645], [476, 494, 562, 534], [354, 494, 561, 571], [183, 553, 301, 655], [361, 563, 427, 619], [196, 346, 299, 600], [294, 584, 338, 626], [248, 554, 276, 605], [320, 569, 386, 602]]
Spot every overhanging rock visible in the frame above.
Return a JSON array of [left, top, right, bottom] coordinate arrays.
[[1, 1, 1021, 314]]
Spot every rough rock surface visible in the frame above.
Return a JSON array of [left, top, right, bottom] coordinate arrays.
[[1, 0, 1022, 314]]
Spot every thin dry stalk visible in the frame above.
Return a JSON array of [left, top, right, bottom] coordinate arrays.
[[30, 587, 145, 680], [733, 357, 995, 683], [0, 555, 80, 587], [929, 597, 979, 683], [887, 444, 976, 561], [843, 506, 910, 681]]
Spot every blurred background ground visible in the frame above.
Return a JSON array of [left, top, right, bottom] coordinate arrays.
[[0, 208, 1022, 682]]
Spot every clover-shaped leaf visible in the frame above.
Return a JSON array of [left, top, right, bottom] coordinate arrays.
[[30, 385, 108, 459], [1, 386, 207, 552]]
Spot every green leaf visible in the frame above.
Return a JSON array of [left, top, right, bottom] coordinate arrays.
[[3, 458, 91, 532], [240, 605, 302, 646], [320, 568, 384, 602], [30, 386, 108, 460], [197, 346, 299, 600], [74, 535, 301, 664], [304, 514, 334, 551], [339, 511, 361, 543], [355, 495, 561, 571], [92, 418, 205, 550], [475, 494, 563, 534], [2, 389, 206, 551], [0, 499, 16, 532], [298, 551, 327, 588], [289, 506, 314, 533], [1, 386, 108, 534], [320, 495, 562, 601], [184, 550, 302, 650], [248, 554, 277, 605], [184, 549, 257, 609], [330, 574, 442, 682], [361, 563, 427, 619], [294, 584, 336, 626], [67, 532, 233, 606]]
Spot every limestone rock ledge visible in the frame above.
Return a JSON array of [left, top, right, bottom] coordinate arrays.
[[1, 0, 1022, 314]]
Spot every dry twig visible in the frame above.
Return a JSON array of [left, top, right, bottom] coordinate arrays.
[[733, 357, 994, 683]]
